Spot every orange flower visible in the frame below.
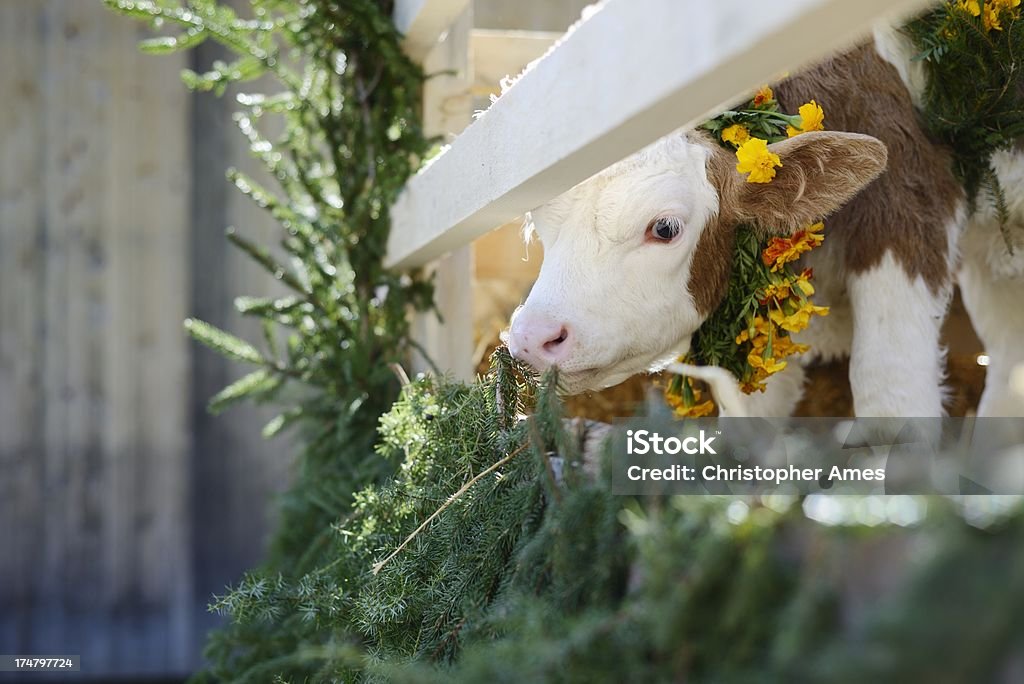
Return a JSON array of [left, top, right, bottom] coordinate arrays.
[[763, 223, 825, 271], [753, 86, 775, 107]]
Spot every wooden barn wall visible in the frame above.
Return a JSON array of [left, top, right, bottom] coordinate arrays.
[[0, 1, 294, 676]]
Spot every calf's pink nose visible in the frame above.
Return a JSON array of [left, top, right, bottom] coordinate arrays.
[[507, 315, 573, 370]]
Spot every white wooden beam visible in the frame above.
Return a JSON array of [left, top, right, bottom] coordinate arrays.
[[387, 0, 935, 270], [394, 0, 472, 61]]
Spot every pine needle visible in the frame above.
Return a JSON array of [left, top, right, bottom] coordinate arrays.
[[372, 441, 531, 575]]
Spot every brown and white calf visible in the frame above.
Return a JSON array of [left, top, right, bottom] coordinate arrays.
[[505, 27, 1024, 417]]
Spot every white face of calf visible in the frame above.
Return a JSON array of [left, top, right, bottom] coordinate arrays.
[[506, 130, 888, 394]]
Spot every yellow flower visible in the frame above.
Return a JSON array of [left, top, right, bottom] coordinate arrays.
[[769, 308, 810, 333], [753, 86, 775, 107], [770, 301, 829, 333], [665, 382, 716, 418], [747, 352, 787, 375], [761, 281, 793, 302], [787, 101, 825, 137], [735, 138, 782, 184], [735, 316, 773, 346], [674, 399, 715, 418], [983, 4, 1001, 29], [793, 268, 815, 296], [741, 377, 768, 394], [772, 334, 810, 358], [991, 0, 1022, 27], [721, 124, 751, 147], [958, 0, 981, 16]]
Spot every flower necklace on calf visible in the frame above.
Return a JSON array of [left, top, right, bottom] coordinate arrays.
[[664, 87, 831, 417]]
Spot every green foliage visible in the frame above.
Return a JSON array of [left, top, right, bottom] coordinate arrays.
[[905, 1, 1024, 232], [688, 227, 768, 380], [108, 0, 434, 554], [196, 354, 1024, 682]]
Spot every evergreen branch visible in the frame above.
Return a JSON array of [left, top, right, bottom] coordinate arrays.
[[208, 368, 283, 415], [185, 317, 264, 364], [372, 441, 531, 576]]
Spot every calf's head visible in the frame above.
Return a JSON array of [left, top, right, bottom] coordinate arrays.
[[505, 130, 887, 393]]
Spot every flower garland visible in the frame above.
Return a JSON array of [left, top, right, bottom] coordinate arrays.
[[956, 0, 1020, 32], [664, 87, 830, 418]]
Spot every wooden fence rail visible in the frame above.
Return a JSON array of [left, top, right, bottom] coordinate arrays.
[[386, 0, 934, 271]]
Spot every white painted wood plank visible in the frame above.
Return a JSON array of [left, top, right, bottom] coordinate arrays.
[[387, 0, 935, 269], [394, 0, 472, 60]]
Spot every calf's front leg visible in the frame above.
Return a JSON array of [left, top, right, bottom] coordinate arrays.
[[847, 251, 950, 417]]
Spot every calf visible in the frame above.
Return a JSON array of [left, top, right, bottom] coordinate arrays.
[[505, 27, 1024, 417]]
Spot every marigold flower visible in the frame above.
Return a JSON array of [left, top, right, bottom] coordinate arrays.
[[762, 223, 824, 271], [984, 3, 1004, 30], [753, 86, 775, 107], [769, 301, 829, 333], [741, 377, 768, 393], [747, 352, 787, 375], [957, 0, 981, 17], [735, 138, 782, 184], [665, 380, 716, 418], [793, 222, 825, 248], [721, 124, 751, 147], [787, 101, 826, 137], [769, 308, 810, 333], [760, 281, 792, 303], [793, 268, 815, 296], [673, 399, 715, 418], [772, 334, 810, 358], [735, 316, 773, 346]]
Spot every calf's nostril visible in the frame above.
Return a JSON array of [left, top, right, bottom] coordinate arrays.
[[543, 326, 569, 352]]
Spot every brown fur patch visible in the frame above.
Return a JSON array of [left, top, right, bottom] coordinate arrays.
[[775, 43, 963, 292], [688, 135, 740, 315]]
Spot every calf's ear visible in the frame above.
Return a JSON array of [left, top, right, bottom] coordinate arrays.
[[730, 131, 888, 234]]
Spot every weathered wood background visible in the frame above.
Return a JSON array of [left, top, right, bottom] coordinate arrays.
[[0, 1, 293, 677], [0, 0, 591, 678]]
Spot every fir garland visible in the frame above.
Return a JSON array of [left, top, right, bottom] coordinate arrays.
[[905, 0, 1024, 241]]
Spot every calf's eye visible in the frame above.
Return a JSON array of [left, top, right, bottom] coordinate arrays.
[[647, 216, 681, 242]]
